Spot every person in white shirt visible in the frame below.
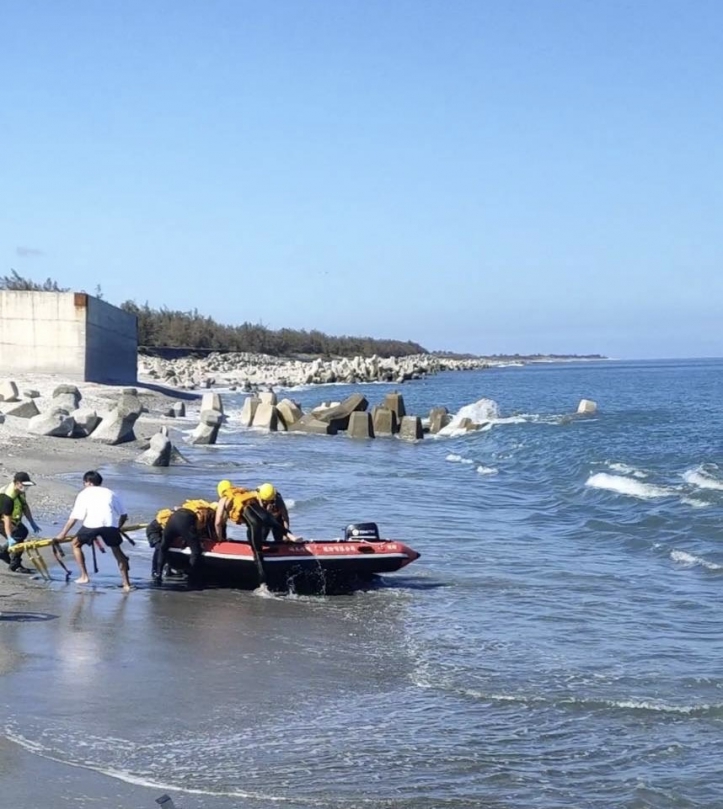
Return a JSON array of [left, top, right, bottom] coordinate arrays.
[[54, 470, 131, 591]]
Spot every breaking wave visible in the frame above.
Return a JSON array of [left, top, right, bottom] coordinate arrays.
[[585, 473, 676, 500]]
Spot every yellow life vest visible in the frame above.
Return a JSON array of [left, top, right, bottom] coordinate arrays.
[[155, 507, 174, 528], [4, 484, 25, 525], [225, 487, 258, 524], [155, 499, 216, 531]]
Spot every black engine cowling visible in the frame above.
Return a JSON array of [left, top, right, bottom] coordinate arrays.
[[344, 522, 381, 541]]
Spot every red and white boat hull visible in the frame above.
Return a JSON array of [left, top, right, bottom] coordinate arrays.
[[166, 538, 420, 589]]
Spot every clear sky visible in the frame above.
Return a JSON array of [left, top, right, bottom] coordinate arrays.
[[1, 1, 721, 358]]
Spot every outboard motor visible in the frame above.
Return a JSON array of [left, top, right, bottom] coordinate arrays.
[[344, 522, 381, 542]]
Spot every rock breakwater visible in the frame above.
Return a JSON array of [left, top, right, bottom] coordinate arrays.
[[138, 352, 492, 390]]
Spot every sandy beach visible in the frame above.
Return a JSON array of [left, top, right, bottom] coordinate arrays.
[[0, 373, 201, 515], [0, 373, 206, 807]]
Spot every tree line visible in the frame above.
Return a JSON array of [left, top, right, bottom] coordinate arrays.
[[119, 300, 427, 357], [1, 271, 427, 358]]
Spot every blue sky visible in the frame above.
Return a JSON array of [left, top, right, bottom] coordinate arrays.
[[1, 1, 721, 358]]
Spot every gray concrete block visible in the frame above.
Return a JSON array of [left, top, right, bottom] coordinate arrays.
[[0, 380, 19, 403], [201, 391, 224, 414], [348, 411, 375, 439], [428, 406, 450, 434], [240, 396, 260, 427], [372, 406, 398, 436], [399, 415, 424, 441], [277, 398, 303, 428], [3, 399, 40, 419], [135, 431, 173, 466], [251, 402, 279, 431], [258, 390, 277, 406], [188, 421, 220, 445], [383, 391, 407, 420], [28, 408, 76, 437], [71, 408, 101, 437], [172, 401, 186, 417], [288, 414, 339, 435], [316, 393, 368, 432], [90, 408, 139, 445], [577, 399, 597, 415]]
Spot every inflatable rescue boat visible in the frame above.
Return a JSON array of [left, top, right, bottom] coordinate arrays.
[[165, 522, 420, 589]]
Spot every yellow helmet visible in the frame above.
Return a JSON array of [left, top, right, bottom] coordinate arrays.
[[258, 482, 276, 502], [217, 479, 233, 498]]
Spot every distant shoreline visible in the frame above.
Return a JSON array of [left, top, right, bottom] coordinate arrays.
[[139, 345, 608, 363]]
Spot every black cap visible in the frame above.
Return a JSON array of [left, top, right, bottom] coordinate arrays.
[[13, 472, 35, 486]]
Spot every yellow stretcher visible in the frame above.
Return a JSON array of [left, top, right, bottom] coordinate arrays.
[[7, 523, 148, 580]]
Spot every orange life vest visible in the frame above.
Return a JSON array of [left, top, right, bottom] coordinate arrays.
[[224, 487, 258, 525]]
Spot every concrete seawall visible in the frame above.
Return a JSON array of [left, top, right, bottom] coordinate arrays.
[[0, 291, 137, 384]]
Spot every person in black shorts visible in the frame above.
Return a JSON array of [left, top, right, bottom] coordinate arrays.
[[54, 471, 131, 591]]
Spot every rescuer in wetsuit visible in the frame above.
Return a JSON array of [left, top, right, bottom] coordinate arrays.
[[214, 481, 300, 555], [152, 499, 217, 587]]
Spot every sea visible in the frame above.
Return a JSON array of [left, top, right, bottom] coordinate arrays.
[[3, 358, 723, 809]]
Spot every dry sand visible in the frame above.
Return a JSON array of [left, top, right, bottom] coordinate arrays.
[[0, 372, 202, 518]]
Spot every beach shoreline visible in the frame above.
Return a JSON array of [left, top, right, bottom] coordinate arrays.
[[0, 372, 198, 807]]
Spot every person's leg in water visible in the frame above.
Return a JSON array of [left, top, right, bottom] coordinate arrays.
[[96, 527, 131, 592], [184, 519, 204, 588], [146, 519, 164, 579], [72, 530, 93, 584], [8, 523, 32, 573], [155, 510, 197, 586], [154, 523, 175, 585], [243, 504, 274, 585]]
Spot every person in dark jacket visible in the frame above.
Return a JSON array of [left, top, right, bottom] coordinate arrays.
[[0, 471, 41, 574]]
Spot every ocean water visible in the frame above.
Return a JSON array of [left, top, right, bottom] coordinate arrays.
[[4, 358, 723, 808]]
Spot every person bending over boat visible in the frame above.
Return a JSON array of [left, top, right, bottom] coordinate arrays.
[[0, 471, 41, 574], [152, 499, 217, 587], [54, 471, 131, 592], [214, 481, 300, 554], [257, 483, 295, 542]]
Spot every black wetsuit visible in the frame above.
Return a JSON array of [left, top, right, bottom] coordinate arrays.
[[146, 518, 164, 578], [155, 509, 205, 585], [243, 500, 286, 552]]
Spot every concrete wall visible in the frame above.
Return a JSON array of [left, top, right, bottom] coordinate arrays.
[[85, 295, 138, 383], [0, 291, 138, 383]]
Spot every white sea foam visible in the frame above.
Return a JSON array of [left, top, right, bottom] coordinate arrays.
[[608, 462, 648, 479], [680, 497, 711, 509], [670, 550, 723, 571], [682, 465, 723, 491], [585, 473, 675, 500], [476, 465, 498, 475], [423, 686, 718, 716], [437, 398, 500, 437], [445, 454, 474, 465]]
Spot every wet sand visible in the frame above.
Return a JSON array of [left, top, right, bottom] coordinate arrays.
[[0, 566, 171, 807], [0, 374, 204, 807]]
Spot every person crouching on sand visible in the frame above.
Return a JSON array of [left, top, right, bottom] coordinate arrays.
[[0, 471, 42, 574], [54, 470, 132, 592]]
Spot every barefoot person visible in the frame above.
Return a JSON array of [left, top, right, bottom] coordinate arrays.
[[54, 470, 132, 592]]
